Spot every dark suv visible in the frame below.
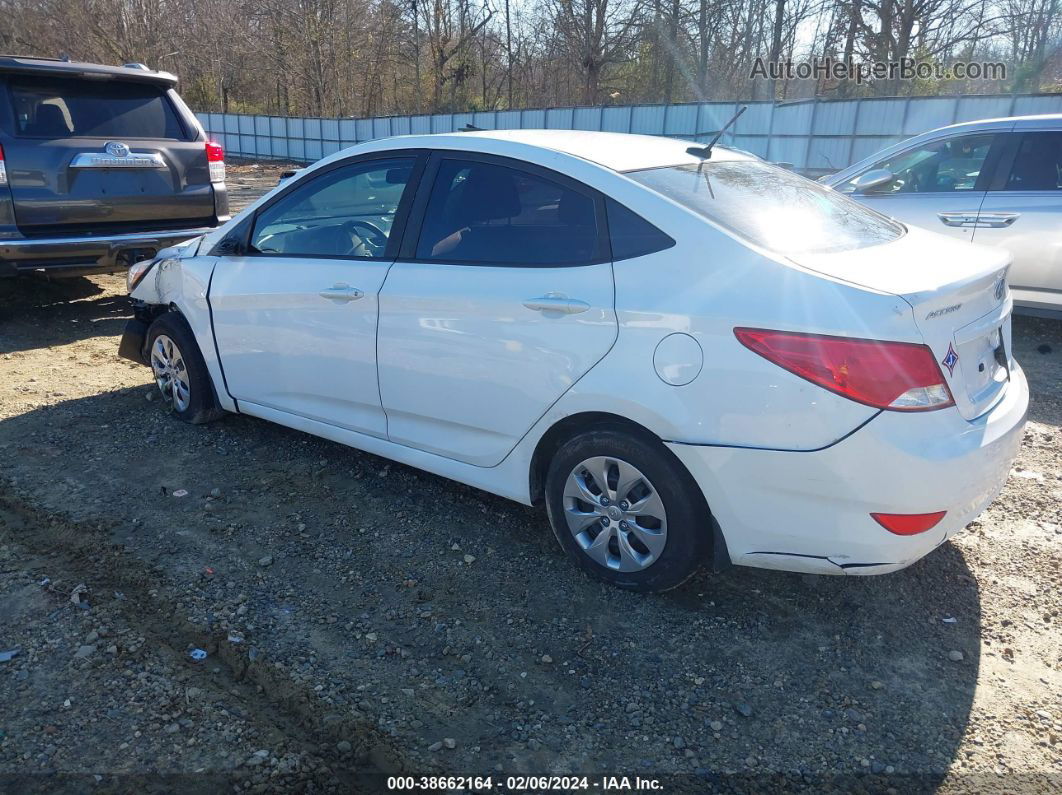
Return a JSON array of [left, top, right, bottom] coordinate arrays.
[[0, 56, 228, 278]]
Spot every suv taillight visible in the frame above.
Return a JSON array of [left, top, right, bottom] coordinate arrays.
[[734, 328, 955, 412], [206, 141, 225, 183], [0, 142, 6, 186]]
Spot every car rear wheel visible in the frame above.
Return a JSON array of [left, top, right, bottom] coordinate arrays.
[[146, 313, 224, 425], [544, 428, 711, 592]]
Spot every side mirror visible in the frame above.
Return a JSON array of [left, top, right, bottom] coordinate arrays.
[[851, 168, 895, 194]]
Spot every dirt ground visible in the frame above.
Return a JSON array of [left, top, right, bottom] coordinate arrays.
[[1, 163, 1060, 793]]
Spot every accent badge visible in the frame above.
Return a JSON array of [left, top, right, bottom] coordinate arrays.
[[941, 342, 959, 376]]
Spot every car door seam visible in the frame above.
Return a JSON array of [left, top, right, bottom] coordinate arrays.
[[205, 263, 239, 412], [487, 260, 621, 470], [375, 258, 398, 438]]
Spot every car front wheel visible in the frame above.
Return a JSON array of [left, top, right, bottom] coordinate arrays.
[[544, 428, 711, 592], [145, 312, 223, 425]]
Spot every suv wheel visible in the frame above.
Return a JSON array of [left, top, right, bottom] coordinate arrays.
[[544, 428, 711, 592], [146, 313, 224, 424]]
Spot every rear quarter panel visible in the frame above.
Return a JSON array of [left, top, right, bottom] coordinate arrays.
[[548, 172, 921, 451]]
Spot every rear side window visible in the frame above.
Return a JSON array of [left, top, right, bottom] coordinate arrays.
[[1002, 132, 1062, 191], [415, 159, 601, 266], [9, 77, 187, 139], [606, 198, 674, 260], [628, 160, 903, 256]]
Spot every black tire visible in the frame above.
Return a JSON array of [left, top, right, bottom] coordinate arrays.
[[145, 312, 225, 425], [544, 426, 712, 593]]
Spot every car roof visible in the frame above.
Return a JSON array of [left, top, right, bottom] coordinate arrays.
[[0, 55, 177, 85], [386, 129, 756, 172], [931, 113, 1062, 133], [465, 129, 756, 171]]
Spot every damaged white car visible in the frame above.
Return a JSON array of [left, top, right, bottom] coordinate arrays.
[[121, 129, 1028, 592]]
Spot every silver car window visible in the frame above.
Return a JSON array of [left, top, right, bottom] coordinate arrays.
[[1002, 132, 1062, 191], [850, 134, 995, 194], [628, 161, 903, 256]]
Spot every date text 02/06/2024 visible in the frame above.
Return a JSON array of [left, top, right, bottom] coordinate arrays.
[[386, 775, 664, 791]]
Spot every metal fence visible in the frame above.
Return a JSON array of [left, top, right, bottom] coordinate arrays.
[[197, 93, 1062, 174]]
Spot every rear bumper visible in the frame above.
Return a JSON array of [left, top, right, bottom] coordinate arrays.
[[0, 226, 215, 277], [668, 364, 1029, 575]]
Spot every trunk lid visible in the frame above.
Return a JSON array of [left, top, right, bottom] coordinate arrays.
[[3, 76, 215, 236], [792, 227, 1013, 421]]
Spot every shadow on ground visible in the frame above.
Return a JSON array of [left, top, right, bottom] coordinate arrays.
[[1012, 314, 1061, 427], [0, 385, 983, 789], [0, 276, 130, 353]]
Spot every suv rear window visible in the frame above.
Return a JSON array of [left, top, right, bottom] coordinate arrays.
[[9, 77, 187, 140], [628, 160, 903, 256]]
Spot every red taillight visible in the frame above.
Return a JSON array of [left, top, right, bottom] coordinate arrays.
[[871, 511, 947, 535], [734, 328, 954, 412], [205, 141, 225, 183], [0, 142, 6, 185]]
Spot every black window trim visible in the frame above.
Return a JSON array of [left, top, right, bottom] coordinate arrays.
[[398, 149, 612, 268], [604, 196, 676, 261], [849, 132, 1006, 197], [986, 130, 1062, 193], [231, 148, 429, 263]]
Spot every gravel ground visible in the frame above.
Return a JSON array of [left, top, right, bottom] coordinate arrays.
[[1, 163, 1060, 793]]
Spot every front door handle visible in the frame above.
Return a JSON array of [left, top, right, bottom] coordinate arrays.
[[319, 283, 364, 302], [522, 294, 591, 315]]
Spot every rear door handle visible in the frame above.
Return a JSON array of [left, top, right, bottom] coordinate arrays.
[[937, 212, 981, 227], [938, 211, 1020, 228], [319, 283, 364, 302], [522, 294, 591, 315], [976, 212, 1020, 228]]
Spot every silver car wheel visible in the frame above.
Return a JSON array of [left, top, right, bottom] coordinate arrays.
[[562, 456, 668, 572], [150, 334, 191, 413]]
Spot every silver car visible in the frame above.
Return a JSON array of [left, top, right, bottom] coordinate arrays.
[[824, 114, 1062, 317]]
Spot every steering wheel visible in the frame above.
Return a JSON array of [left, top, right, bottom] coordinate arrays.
[[342, 220, 388, 256]]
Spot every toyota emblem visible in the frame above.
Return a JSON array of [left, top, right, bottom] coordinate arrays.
[[105, 141, 130, 158]]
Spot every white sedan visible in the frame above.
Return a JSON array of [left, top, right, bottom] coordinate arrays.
[[120, 130, 1028, 592]]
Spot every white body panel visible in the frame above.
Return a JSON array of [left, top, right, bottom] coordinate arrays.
[[377, 260, 617, 466], [670, 363, 1028, 574], [209, 256, 390, 437], [129, 130, 1030, 577]]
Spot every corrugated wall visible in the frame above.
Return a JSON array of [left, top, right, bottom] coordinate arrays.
[[197, 94, 1062, 173]]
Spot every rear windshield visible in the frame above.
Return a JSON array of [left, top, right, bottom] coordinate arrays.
[[8, 77, 188, 140], [627, 160, 904, 256]]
